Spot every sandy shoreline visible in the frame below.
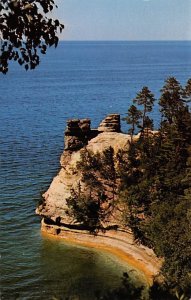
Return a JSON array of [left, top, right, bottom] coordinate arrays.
[[41, 218, 161, 285]]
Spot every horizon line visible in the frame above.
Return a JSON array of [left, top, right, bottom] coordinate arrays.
[[59, 39, 191, 42]]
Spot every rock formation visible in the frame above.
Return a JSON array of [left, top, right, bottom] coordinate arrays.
[[36, 114, 161, 280], [98, 113, 121, 132], [37, 114, 128, 223], [64, 118, 91, 151], [64, 114, 121, 151]]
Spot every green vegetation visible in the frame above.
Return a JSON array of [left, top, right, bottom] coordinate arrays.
[[66, 77, 191, 298], [66, 147, 119, 232], [120, 77, 191, 298]]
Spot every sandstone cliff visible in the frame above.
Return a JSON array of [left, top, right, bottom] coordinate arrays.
[[36, 114, 161, 280], [36, 114, 131, 225]]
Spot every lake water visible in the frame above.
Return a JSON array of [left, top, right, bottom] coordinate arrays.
[[1, 41, 191, 299]]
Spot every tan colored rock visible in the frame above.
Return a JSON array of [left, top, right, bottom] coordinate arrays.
[[37, 130, 132, 223], [36, 114, 161, 281], [98, 114, 121, 132], [87, 131, 131, 153], [41, 219, 162, 281], [36, 115, 141, 224]]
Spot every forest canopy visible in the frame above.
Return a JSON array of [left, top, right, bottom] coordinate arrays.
[[67, 77, 191, 299], [0, 0, 64, 74]]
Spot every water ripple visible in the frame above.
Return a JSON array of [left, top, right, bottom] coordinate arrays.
[[1, 41, 191, 299]]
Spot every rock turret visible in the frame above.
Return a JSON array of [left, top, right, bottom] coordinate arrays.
[[64, 118, 91, 151], [64, 114, 121, 151], [98, 114, 121, 132]]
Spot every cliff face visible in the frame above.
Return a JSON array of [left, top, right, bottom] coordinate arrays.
[[36, 114, 132, 225], [36, 114, 161, 279]]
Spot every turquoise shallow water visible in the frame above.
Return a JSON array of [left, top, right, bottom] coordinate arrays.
[[1, 41, 191, 299]]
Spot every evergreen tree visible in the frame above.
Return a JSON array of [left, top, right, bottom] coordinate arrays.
[[120, 77, 191, 295], [183, 78, 191, 102], [159, 77, 184, 124], [66, 185, 102, 232], [66, 77, 191, 295], [123, 104, 142, 142], [66, 147, 119, 232], [133, 86, 155, 135]]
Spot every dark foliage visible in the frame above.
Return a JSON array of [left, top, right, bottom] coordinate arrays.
[[120, 77, 191, 296], [0, 0, 64, 73], [66, 77, 191, 297], [66, 147, 119, 232], [122, 104, 142, 141], [66, 186, 102, 232], [133, 86, 155, 136]]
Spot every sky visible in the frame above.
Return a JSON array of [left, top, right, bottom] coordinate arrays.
[[52, 0, 191, 41]]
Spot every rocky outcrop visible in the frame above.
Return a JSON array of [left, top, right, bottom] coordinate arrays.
[[98, 114, 121, 132], [64, 118, 98, 151], [64, 114, 121, 151], [37, 114, 129, 224], [36, 114, 161, 280]]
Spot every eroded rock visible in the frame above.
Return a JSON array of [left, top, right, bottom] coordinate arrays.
[[37, 114, 128, 223], [98, 114, 121, 132], [36, 114, 162, 280]]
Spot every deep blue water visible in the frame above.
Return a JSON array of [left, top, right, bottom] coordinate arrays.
[[1, 41, 191, 299]]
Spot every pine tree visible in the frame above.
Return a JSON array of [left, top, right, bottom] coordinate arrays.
[[159, 77, 184, 124], [123, 105, 142, 142], [120, 78, 191, 295], [183, 78, 191, 102], [133, 86, 155, 135], [66, 147, 119, 232]]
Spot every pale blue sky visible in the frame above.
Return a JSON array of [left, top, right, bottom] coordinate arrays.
[[53, 0, 191, 40]]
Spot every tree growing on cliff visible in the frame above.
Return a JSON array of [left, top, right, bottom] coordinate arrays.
[[66, 147, 120, 232], [66, 185, 103, 232], [123, 104, 142, 142], [159, 77, 184, 124], [133, 86, 155, 136], [120, 77, 191, 296], [0, 0, 64, 73], [184, 78, 191, 102]]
